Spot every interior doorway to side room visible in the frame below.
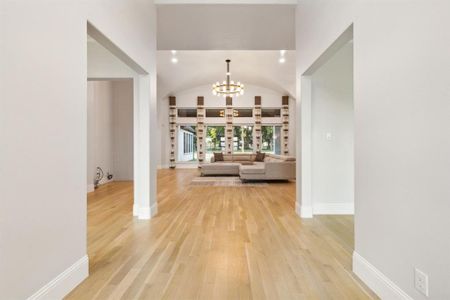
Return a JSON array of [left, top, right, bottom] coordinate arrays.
[[299, 25, 354, 217], [86, 79, 134, 193], [86, 21, 156, 221]]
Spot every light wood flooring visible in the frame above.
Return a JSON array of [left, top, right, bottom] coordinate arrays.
[[66, 169, 377, 299]]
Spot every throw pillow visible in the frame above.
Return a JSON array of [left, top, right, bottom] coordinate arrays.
[[214, 152, 224, 162], [255, 152, 265, 162]]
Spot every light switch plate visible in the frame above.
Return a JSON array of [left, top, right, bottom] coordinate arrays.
[[414, 268, 429, 297]]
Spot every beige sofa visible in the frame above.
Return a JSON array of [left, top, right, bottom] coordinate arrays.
[[200, 153, 296, 180]]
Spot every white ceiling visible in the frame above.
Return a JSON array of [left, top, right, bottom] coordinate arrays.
[[157, 4, 295, 50], [157, 50, 296, 99], [155, 0, 296, 3]]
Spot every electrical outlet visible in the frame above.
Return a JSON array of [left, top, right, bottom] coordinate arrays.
[[414, 268, 429, 297]]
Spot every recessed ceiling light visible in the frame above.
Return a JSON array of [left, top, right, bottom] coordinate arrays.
[[279, 57, 286, 64], [280, 50, 286, 56], [171, 57, 178, 64], [171, 50, 177, 55]]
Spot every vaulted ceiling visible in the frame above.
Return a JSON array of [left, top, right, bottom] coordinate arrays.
[[157, 50, 296, 99], [157, 4, 296, 50]]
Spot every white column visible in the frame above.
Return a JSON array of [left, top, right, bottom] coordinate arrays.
[[133, 77, 141, 217], [133, 74, 156, 220], [297, 76, 313, 218]]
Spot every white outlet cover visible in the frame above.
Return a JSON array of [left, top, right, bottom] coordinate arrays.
[[414, 268, 429, 297]]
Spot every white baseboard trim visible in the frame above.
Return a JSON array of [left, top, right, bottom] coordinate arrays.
[[313, 202, 354, 215], [353, 251, 412, 300], [150, 202, 158, 217], [87, 184, 95, 193], [296, 203, 313, 218], [28, 255, 89, 300], [158, 164, 170, 169], [133, 203, 139, 217], [138, 206, 151, 219], [135, 202, 157, 219]]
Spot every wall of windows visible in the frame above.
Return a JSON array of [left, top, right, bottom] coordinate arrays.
[[233, 125, 253, 152], [170, 99, 290, 166], [177, 125, 197, 162], [261, 125, 282, 154], [176, 123, 284, 164], [205, 126, 225, 161]]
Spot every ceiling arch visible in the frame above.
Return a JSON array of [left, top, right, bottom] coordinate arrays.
[[157, 50, 296, 99]]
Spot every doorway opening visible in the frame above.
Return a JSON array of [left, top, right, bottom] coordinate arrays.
[[86, 21, 155, 220], [298, 24, 354, 218], [87, 79, 134, 193], [177, 125, 198, 163]]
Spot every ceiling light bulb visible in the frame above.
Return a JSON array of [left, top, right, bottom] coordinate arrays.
[[279, 57, 286, 64], [171, 50, 177, 55], [171, 57, 178, 64], [280, 50, 286, 56]]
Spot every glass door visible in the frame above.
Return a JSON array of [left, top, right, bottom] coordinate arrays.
[[177, 125, 197, 163]]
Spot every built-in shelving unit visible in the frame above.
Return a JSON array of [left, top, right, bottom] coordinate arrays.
[[196, 96, 206, 164], [281, 96, 289, 155], [169, 96, 177, 168], [253, 96, 262, 152], [225, 97, 233, 154]]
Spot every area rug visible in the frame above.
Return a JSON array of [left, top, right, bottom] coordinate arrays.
[[190, 176, 268, 187]]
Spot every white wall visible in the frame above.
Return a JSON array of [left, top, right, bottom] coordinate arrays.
[[157, 84, 296, 167], [157, 4, 295, 50], [311, 42, 353, 214], [296, 0, 450, 299], [87, 39, 136, 79], [112, 80, 134, 181], [87, 80, 133, 191], [87, 81, 114, 189], [0, 0, 156, 298]]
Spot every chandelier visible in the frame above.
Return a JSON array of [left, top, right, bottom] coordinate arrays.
[[212, 59, 244, 98]]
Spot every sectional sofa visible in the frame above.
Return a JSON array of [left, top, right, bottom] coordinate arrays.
[[200, 153, 296, 180]]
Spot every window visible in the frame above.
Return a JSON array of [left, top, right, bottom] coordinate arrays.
[[178, 108, 197, 118], [261, 108, 281, 118], [261, 125, 282, 154], [177, 125, 197, 162], [205, 126, 225, 161], [233, 125, 253, 152], [234, 109, 253, 118], [206, 109, 223, 118]]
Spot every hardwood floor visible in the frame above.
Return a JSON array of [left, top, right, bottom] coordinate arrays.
[[67, 169, 377, 299]]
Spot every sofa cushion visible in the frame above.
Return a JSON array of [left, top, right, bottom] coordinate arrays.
[[266, 153, 296, 161], [232, 154, 252, 161], [214, 152, 224, 161], [264, 156, 277, 162], [223, 155, 233, 161], [239, 165, 266, 174], [201, 162, 240, 175]]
